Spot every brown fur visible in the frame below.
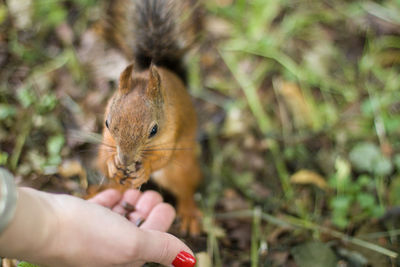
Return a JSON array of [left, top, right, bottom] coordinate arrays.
[[97, 64, 202, 234]]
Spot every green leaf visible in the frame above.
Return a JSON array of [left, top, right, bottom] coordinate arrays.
[[18, 262, 41, 267], [332, 213, 349, 229], [349, 142, 380, 173], [331, 195, 351, 213], [47, 155, 62, 166], [357, 175, 372, 187], [389, 176, 400, 206], [330, 195, 352, 228], [33, 0, 67, 28], [37, 94, 57, 114], [0, 151, 8, 165], [371, 205, 385, 218], [0, 4, 7, 24], [361, 99, 374, 116], [349, 142, 393, 176], [0, 104, 16, 120], [47, 135, 65, 156], [383, 114, 400, 134], [17, 87, 36, 108], [356, 193, 375, 209], [374, 155, 393, 176], [291, 242, 338, 267], [234, 171, 254, 188]]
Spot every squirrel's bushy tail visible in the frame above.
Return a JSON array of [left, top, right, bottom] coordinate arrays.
[[99, 0, 202, 83], [133, 0, 202, 81]]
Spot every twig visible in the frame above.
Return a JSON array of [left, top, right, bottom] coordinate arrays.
[[10, 111, 33, 171], [251, 207, 262, 267]]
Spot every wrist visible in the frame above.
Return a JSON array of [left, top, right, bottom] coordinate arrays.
[[0, 187, 59, 265], [0, 168, 18, 235]]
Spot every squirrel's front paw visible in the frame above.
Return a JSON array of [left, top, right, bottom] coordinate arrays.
[[106, 157, 131, 185], [106, 157, 149, 189], [123, 167, 149, 188], [106, 157, 124, 180], [178, 201, 202, 236]]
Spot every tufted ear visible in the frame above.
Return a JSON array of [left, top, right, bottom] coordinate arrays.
[[118, 64, 134, 94], [146, 64, 162, 100]]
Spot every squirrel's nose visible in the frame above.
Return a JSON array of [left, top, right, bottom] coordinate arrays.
[[126, 161, 142, 172], [117, 150, 130, 166], [117, 148, 141, 170]]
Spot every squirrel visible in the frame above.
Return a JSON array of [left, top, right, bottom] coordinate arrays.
[[96, 0, 203, 235]]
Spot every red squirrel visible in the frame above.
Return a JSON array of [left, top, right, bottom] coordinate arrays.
[[97, 0, 203, 235]]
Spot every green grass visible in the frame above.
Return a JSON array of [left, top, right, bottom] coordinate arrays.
[[198, 0, 400, 265]]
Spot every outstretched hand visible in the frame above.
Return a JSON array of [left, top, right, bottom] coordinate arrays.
[[0, 187, 196, 267], [88, 189, 175, 232], [50, 188, 195, 267]]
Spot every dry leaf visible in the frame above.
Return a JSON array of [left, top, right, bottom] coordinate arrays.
[[7, 0, 32, 29], [275, 80, 313, 129], [58, 159, 88, 189], [206, 17, 232, 37], [290, 169, 328, 191], [1, 258, 18, 267]]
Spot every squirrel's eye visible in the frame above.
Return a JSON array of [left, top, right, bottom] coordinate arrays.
[[105, 120, 109, 129], [149, 124, 158, 138]]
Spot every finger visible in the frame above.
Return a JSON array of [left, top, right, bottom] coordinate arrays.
[[140, 203, 175, 232], [112, 189, 141, 215], [127, 190, 163, 223], [136, 229, 196, 267], [122, 189, 141, 206], [87, 189, 121, 208]]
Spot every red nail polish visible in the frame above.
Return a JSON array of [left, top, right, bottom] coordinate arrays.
[[172, 251, 196, 267]]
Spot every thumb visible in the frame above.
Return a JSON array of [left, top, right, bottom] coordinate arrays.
[[135, 229, 196, 267]]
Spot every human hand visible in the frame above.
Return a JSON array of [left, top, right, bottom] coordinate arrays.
[[0, 188, 196, 267], [50, 188, 196, 267], [88, 188, 171, 229]]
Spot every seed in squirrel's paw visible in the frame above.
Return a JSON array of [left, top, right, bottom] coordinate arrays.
[[135, 217, 145, 227], [121, 201, 135, 212]]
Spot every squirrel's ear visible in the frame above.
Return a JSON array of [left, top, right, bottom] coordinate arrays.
[[118, 64, 134, 94], [146, 64, 162, 99]]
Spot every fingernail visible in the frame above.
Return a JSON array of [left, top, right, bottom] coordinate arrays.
[[172, 251, 196, 267]]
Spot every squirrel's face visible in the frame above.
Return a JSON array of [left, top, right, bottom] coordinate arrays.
[[105, 64, 164, 170]]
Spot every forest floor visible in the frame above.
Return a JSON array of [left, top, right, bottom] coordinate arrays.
[[1, 0, 400, 266]]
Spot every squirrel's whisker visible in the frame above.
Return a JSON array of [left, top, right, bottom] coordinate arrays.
[[74, 148, 108, 154], [98, 147, 116, 155], [142, 147, 192, 152], [99, 175, 106, 186], [144, 143, 174, 149], [99, 142, 116, 149], [145, 140, 196, 149]]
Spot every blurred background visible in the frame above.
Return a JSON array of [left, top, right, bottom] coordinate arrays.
[[1, 0, 400, 266]]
